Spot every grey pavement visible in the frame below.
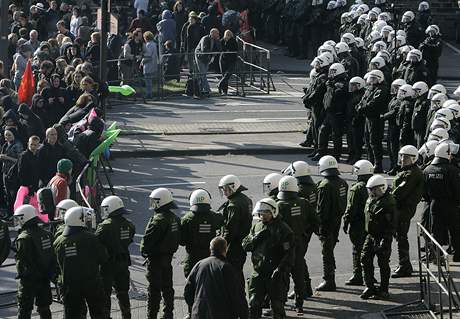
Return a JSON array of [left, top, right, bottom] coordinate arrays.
[[2, 154, 458, 319]]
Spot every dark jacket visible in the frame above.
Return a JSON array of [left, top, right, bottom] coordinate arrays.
[[195, 35, 221, 64], [17, 149, 40, 192], [38, 141, 66, 185], [357, 83, 390, 119], [403, 61, 428, 85], [220, 37, 238, 66], [302, 68, 328, 111], [184, 254, 248, 319], [18, 103, 45, 140], [411, 94, 430, 133], [323, 74, 348, 115]]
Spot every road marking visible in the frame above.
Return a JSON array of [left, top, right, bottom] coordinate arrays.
[[198, 117, 305, 123], [444, 41, 460, 55], [114, 181, 206, 188], [114, 109, 304, 115]]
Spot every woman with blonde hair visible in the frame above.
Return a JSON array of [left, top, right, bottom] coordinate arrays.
[[141, 31, 158, 99]]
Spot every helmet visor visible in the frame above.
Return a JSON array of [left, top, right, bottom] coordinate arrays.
[[263, 183, 273, 196], [218, 184, 234, 197], [55, 207, 67, 221], [13, 215, 24, 228]]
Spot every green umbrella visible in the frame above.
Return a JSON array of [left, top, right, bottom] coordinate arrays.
[[108, 85, 136, 96]]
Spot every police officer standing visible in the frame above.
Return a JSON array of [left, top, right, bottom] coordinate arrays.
[[180, 189, 222, 278], [423, 143, 460, 261], [392, 145, 424, 278], [316, 155, 348, 291], [14, 205, 55, 319], [243, 198, 295, 319], [277, 175, 318, 313], [141, 188, 181, 319], [54, 206, 108, 318], [360, 175, 396, 299], [218, 174, 253, 288], [343, 160, 374, 286], [262, 173, 282, 199], [97, 195, 136, 319]]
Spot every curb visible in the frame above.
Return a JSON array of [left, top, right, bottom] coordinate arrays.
[[118, 129, 303, 136], [111, 146, 309, 158]]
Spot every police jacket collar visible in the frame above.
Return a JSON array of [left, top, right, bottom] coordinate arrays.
[[63, 226, 85, 236], [297, 175, 314, 185], [191, 204, 211, 214], [431, 157, 449, 165], [277, 191, 298, 200]]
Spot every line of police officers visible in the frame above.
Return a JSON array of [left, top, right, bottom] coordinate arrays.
[[300, 0, 445, 174], [7, 138, 460, 319]]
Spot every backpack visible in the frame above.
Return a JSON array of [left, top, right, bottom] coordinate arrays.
[[37, 187, 56, 221]]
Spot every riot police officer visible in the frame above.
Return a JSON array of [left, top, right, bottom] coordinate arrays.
[[392, 145, 424, 278], [180, 189, 222, 278], [423, 143, 460, 261], [425, 90, 448, 141], [343, 160, 374, 286], [316, 155, 348, 291], [243, 198, 295, 319], [419, 25, 443, 86], [282, 162, 318, 298], [397, 84, 416, 147], [218, 174, 253, 287], [14, 205, 54, 319], [357, 70, 389, 173], [276, 176, 314, 313], [141, 188, 181, 319], [411, 81, 430, 148], [402, 49, 428, 85], [360, 175, 396, 299], [314, 62, 349, 161], [52, 199, 79, 238], [97, 195, 136, 319], [383, 79, 406, 175], [262, 173, 283, 199], [54, 206, 108, 318], [335, 42, 359, 78], [348, 76, 366, 163]]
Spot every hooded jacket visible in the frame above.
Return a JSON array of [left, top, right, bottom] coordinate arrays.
[[156, 10, 177, 45], [18, 103, 45, 140], [74, 117, 104, 159]]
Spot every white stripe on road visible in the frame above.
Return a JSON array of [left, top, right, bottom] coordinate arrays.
[[114, 181, 206, 188], [198, 118, 305, 123], [115, 109, 304, 115], [444, 41, 460, 55]]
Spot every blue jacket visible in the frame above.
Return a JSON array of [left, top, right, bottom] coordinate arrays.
[[156, 10, 177, 45]]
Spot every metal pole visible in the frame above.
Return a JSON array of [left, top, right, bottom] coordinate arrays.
[[0, 0, 9, 70], [99, 0, 109, 119]]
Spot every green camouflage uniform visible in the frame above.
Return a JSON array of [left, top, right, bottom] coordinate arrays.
[[361, 191, 396, 292], [16, 219, 55, 319], [141, 207, 180, 319], [243, 217, 295, 319], [392, 164, 424, 272], [180, 205, 223, 277], [53, 227, 108, 319], [277, 191, 318, 308], [317, 176, 348, 284], [96, 213, 136, 319], [343, 178, 369, 282]]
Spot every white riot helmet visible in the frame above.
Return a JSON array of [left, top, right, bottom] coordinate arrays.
[[391, 79, 406, 95], [324, 40, 337, 47], [428, 128, 449, 142], [349, 76, 366, 92], [366, 174, 387, 198], [431, 93, 448, 110], [319, 52, 334, 65], [412, 81, 429, 97], [336, 0, 346, 7], [64, 206, 86, 227], [434, 142, 460, 160], [253, 198, 278, 219], [397, 84, 415, 100], [428, 84, 447, 100], [373, 20, 387, 33], [341, 33, 355, 45], [218, 174, 243, 197], [149, 187, 175, 209], [454, 85, 460, 98], [444, 101, 460, 119], [100, 195, 125, 219], [435, 108, 454, 122], [430, 117, 451, 131], [335, 42, 350, 55], [370, 56, 386, 69], [402, 11, 415, 23], [341, 12, 351, 24], [406, 49, 422, 62], [55, 199, 78, 221], [370, 7, 381, 16], [355, 37, 365, 48], [366, 70, 384, 84], [426, 25, 440, 36], [395, 35, 407, 47], [353, 159, 374, 176], [318, 155, 339, 176], [328, 63, 346, 78], [311, 56, 329, 69], [399, 145, 419, 166], [371, 41, 387, 52], [189, 188, 211, 207], [282, 161, 311, 177], [263, 173, 282, 196], [358, 4, 369, 13], [14, 205, 37, 228], [418, 1, 429, 12], [357, 14, 368, 25], [327, 0, 337, 10], [278, 175, 299, 194], [397, 29, 407, 38], [419, 140, 439, 160], [381, 25, 393, 37], [378, 12, 391, 22], [368, 30, 382, 43], [376, 50, 391, 63]]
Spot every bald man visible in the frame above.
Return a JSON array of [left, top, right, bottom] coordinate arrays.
[[195, 28, 221, 96]]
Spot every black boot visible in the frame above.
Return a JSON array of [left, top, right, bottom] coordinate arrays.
[[305, 279, 313, 298], [345, 274, 364, 286], [315, 280, 336, 291], [392, 264, 413, 278], [360, 286, 377, 299]]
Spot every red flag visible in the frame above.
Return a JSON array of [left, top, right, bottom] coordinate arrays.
[[18, 60, 35, 107]]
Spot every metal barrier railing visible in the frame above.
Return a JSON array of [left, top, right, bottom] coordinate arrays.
[[382, 223, 460, 318]]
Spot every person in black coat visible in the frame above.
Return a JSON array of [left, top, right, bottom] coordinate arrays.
[[59, 93, 95, 127], [202, 4, 222, 35], [1, 109, 27, 147], [184, 237, 248, 319], [30, 94, 50, 131], [41, 74, 68, 127], [37, 127, 66, 186], [74, 117, 104, 159], [17, 103, 45, 141], [162, 41, 181, 82], [17, 136, 41, 194], [218, 30, 238, 95]]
